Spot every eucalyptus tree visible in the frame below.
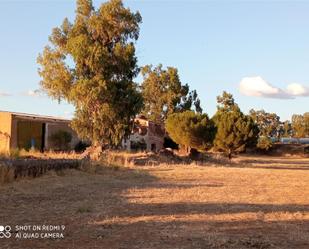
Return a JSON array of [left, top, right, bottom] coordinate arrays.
[[38, 0, 143, 146]]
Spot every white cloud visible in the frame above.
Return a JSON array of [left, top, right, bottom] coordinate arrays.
[[239, 76, 309, 99], [286, 83, 309, 96], [0, 91, 11, 97]]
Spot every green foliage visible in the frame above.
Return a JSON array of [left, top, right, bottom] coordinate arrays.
[[216, 91, 237, 112], [177, 89, 203, 114], [141, 64, 202, 123], [292, 114, 305, 138], [249, 109, 280, 137], [305, 113, 309, 136], [37, 0, 143, 146], [257, 136, 273, 151], [213, 92, 259, 159], [165, 111, 215, 151], [283, 120, 292, 137], [49, 130, 72, 151], [292, 113, 309, 138], [74, 141, 90, 153]]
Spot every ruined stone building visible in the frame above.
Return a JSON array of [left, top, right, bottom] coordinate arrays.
[[122, 116, 165, 152]]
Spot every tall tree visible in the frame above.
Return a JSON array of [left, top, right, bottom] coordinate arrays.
[[177, 90, 203, 114], [141, 64, 202, 123], [213, 91, 259, 159], [283, 120, 292, 137], [292, 114, 307, 138], [304, 112, 309, 136], [216, 91, 237, 112], [249, 109, 280, 137], [37, 0, 143, 146], [165, 111, 215, 152]]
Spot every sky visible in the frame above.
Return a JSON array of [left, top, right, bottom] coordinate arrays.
[[0, 0, 309, 121]]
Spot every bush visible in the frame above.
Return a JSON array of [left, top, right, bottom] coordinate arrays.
[[49, 130, 72, 151], [74, 141, 91, 153], [257, 136, 273, 151]]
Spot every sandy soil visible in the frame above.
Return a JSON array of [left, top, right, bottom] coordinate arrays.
[[0, 155, 309, 249]]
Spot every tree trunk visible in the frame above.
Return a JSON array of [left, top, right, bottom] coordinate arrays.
[[228, 149, 232, 160]]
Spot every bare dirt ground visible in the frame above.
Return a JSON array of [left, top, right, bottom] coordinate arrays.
[[0, 155, 309, 249]]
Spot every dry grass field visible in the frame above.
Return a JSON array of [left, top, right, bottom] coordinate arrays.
[[0, 155, 309, 249]]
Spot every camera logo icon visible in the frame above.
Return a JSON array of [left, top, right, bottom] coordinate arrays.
[[0, 225, 11, 239]]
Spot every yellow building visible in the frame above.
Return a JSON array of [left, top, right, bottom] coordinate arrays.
[[0, 111, 79, 153]]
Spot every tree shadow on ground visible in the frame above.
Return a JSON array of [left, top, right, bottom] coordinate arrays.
[[95, 218, 309, 249], [1, 162, 309, 249], [233, 157, 309, 171], [90, 201, 309, 249]]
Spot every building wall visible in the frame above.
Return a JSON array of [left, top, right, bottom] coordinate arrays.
[[0, 112, 80, 152], [17, 120, 43, 150], [122, 118, 164, 152], [147, 122, 165, 152], [0, 112, 12, 152], [280, 137, 309, 144], [11, 118, 18, 149]]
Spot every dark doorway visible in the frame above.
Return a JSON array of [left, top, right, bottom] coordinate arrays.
[[164, 137, 179, 150], [151, 143, 156, 152], [41, 123, 46, 152]]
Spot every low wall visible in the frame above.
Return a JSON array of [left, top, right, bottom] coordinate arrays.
[[0, 159, 80, 181]]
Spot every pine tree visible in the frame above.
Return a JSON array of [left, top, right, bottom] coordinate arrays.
[[165, 111, 215, 153], [213, 91, 259, 159]]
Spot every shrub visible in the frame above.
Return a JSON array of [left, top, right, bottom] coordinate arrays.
[[257, 136, 273, 151], [49, 130, 72, 151], [74, 141, 91, 153]]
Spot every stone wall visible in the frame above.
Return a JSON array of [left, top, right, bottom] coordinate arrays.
[[0, 159, 80, 184]]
